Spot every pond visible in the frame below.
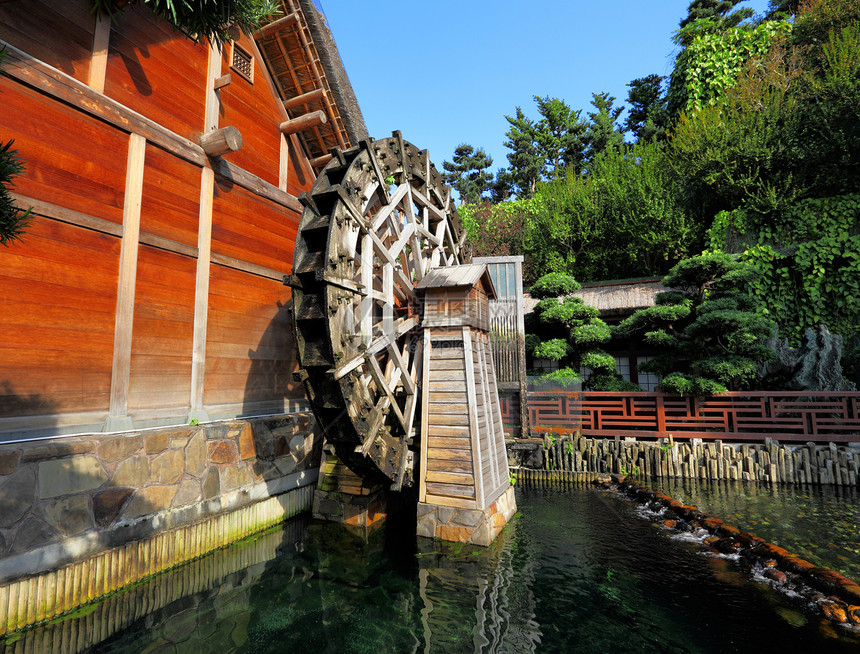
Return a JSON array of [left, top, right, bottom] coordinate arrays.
[[3, 485, 860, 653]]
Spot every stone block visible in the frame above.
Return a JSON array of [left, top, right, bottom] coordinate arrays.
[[98, 435, 143, 463], [111, 455, 150, 488], [185, 430, 206, 477], [0, 465, 35, 528], [0, 449, 21, 475], [202, 466, 220, 499], [11, 517, 54, 554], [208, 441, 239, 464], [44, 495, 93, 536], [289, 434, 305, 456], [221, 465, 252, 491], [416, 512, 437, 538], [274, 455, 297, 476], [39, 456, 108, 499], [470, 518, 494, 547], [437, 525, 472, 543], [452, 509, 484, 527], [145, 432, 170, 454], [238, 424, 256, 460], [173, 479, 202, 507], [250, 423, 275, 459], [93, 488, 134, 528], [317, 498, 343, 518], [21, 441, 94, 463], [123, 485, 178, 520], [205, 424, 230, 440], [151, 449, 185, 484], [169, 436, 189, 449]]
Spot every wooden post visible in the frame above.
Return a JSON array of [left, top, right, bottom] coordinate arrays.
[[279, 110, 327, 135], [188, 167, 215, 422], [88, 12, 110, 93], [199, 126, 243, 157], [105, 133, 146, 431]]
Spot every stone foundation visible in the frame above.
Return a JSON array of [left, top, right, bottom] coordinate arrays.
[[312, 451, 387, 534], [416, 486, 517, 547], [0, 413, 322, 636]]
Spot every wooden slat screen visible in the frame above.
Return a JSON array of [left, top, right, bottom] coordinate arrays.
[[502, 391, 860, 442]]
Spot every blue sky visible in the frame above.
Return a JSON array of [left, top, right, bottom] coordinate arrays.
[[318, 0, 771, 176]]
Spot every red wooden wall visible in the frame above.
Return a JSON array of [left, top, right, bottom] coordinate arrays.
[[0, 2, 319, 435]]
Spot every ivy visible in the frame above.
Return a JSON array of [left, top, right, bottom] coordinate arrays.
[[669, 20, 793, 115], [710, 194, 860, 343]]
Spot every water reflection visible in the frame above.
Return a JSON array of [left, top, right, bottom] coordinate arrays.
[[4, 487, 860, 653]]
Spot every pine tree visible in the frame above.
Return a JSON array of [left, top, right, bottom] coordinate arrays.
[[584, 92, 624, 163], [441, 144, 494, 204], [624, 75, 668, 142]]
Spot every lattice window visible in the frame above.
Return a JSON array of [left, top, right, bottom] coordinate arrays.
[[230, 43, 254, 83], [636, 356, 661, 391]]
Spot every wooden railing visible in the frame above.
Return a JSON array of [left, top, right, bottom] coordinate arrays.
[[502, 391, 860, 442]]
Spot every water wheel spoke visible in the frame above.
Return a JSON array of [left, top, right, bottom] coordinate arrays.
[[293, 133, 466, 485]]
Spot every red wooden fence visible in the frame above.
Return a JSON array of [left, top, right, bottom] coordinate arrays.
[[504, 391, 860, 442]]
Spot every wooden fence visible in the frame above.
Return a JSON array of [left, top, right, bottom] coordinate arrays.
[[502, 391, 860, 442]]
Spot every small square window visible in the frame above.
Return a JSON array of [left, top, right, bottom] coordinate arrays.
[[230, 43, 254, 83]]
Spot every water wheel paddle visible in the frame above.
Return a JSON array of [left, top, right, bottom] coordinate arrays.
[[289, 132, 468, 490]]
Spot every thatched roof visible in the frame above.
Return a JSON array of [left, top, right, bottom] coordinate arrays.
[[524, 279, 670, 316], [257, 0, 368, 173]]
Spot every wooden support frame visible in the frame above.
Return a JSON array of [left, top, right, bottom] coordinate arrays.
[[106, 133, 146, 429]]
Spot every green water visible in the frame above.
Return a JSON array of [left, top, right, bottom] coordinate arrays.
[[4, 486, 860, 653], [650, 478, 860, 581]]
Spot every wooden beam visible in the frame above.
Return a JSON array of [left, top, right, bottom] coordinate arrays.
[[213, 73, 232, 90], [108, 133, 146, 423], [88, 12, 110, 94], [283, 87, 325, 110], [279, 110, 327, 135], [190, 167, 215, 416], [199, 126, 243, 157], [210, 253, 285, 281], [309, 153, 332, 169], [9, 193, 122, 237], [256, 13, 298, 38]]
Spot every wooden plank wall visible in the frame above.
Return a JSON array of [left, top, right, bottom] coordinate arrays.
[[421, 329, 477, 509], [420, 324, 510, 511], [0, 5, 314, 435]]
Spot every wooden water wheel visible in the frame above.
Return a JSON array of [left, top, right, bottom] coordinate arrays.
[[289, 132, 468, 490]]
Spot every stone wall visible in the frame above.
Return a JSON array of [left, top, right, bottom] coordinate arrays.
[[508, 432, 860, 487], [0, 413, 322, 635]]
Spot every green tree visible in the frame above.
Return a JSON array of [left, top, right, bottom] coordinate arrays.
[[502, 107, 542, 197], [624, 74, 669, 142], [678, 0, 754, 40], [441, 144, 494, 204], [523, 141, 691, 283], [584, 92, 624, 163], [525, 273, 639, 390], [500, 96, 588, 197], [91, 0, 280, 45], [615, 253, 775, 393], [532, 95, 589, 176]]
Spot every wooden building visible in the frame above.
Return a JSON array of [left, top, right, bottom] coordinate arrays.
[[0, 0, 366, 439]]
